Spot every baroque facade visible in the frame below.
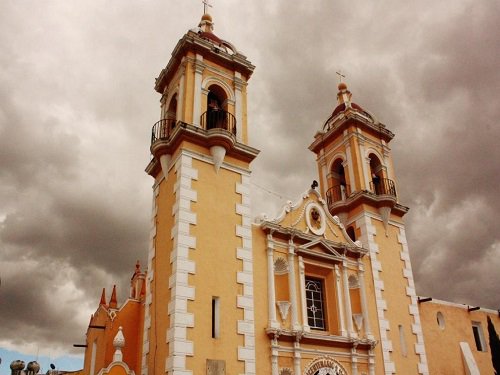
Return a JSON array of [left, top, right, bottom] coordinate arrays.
[[75, 13, 499, 375]]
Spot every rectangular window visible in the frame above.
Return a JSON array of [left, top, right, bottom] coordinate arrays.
[[472, 321, 486, 351], [305, 277, 326, 330], [212, 297, 220, 339]]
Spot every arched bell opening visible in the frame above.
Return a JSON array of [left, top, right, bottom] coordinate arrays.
[[152, 94, 178, 143], [369, 153, 396, 197], [326, 158, 350, 206], [202, 84, 236, 135]]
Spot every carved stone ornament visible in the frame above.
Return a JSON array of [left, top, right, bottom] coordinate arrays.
[[276, 301, 291, 321], [303, 356, 348, 375], [353, 313, 364, 332], [279, 368, 293, 375], [305, 202, 326, 236], [274, 257, 289, 275]]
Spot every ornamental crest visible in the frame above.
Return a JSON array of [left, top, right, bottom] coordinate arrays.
[[304, 356, 348, 375]]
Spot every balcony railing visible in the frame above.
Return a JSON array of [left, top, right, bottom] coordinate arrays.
[[369, 178, 397, 197], [326, 184, 351, 206], [151, 118, 177, 144], [200, 110, 237, 135]]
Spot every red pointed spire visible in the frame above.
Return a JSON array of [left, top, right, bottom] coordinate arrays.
[[109, 285, 118, 309], [99, 288, 107, 306]]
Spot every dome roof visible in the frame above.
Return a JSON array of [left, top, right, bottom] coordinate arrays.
[[201, 13, 212, 22], [331, 102, 364, 118]]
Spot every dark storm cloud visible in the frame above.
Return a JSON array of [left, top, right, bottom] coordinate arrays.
[[0, 0, 498, 360]]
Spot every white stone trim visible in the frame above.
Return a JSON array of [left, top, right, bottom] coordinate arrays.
[[298, 256, 310, 332], [357, 260, 373, 339], [177, 73, 185, 122], [165, 153, 198, 375], [345, 142, 357, 191], [398, 228, 429, 375], [342, 262, 355, 337], [356, 214, 395, 374], [334, 265, 347, 336], [192, 54, 204, 126], [236, 174, 256, 375], [287, 241, 301, 331], [201, 76, 236, 102], [141, 183, 160, 375]]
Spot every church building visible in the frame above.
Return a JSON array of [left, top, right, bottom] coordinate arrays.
[[75, 11, 499, 375]]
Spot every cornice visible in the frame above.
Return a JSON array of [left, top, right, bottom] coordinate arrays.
[[146, 122, 259, 177], [155, 31, 255, 94]]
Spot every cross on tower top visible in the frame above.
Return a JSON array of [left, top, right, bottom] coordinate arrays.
[[202, 0, 213, 14], [336, 70, 346, 83]]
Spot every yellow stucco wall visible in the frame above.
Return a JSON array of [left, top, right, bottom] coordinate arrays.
[[185, 158, 246, 374]]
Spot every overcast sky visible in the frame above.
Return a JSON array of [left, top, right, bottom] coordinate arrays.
[[1, 0, 499, 364]]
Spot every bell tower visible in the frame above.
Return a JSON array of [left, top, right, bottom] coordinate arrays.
[[143, 13, 259, 375], [309, 82, 430, 374]]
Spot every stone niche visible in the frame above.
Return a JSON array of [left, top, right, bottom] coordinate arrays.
[[207, 359, 226, 375]]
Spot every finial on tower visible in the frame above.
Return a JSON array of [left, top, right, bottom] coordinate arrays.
[[336, 70, 346, 83], [202, 0, 213, 14], [199, 1, 215, 33]]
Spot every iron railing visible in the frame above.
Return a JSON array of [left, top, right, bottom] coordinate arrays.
[[200, 110, 237, 135], [151, 118, 177, 144], [326, 184, 351, 206], [369, 178, 396, 197]]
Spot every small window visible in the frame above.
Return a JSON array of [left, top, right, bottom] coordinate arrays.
[[471, 321, 486, 351], [398, 325, 407, 357], [305, 277, 326, 330], [212, 297, 220, 338], [437, 312, 445, 330]]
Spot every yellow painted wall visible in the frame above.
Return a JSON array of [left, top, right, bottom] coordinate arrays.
[[372, 219, 421, 372], [186, 158, 246, 374]]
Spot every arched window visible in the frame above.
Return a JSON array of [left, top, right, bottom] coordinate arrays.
[[305, 277, 326, 330], [369, 153, 384, 195], [369, 153, 396, 196], [202, 84, 237, 135], [159, 94, 177, 139], [326, 158, 350, 205]]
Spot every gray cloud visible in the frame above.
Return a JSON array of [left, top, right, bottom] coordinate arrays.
[[0, 0, 498, 360]]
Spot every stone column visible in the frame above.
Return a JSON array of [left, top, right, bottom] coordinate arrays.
[[345, 139, 357, 191], [358, 260, 373, 339], [288, 240, 301, 330], [293, 342, 301, 375], [267, 236, 279, 328], [342, 262, 355, 337], [176, 67, 185, 122], [298, 256, 310, 332], [234, 72, 243, 142], [334, 264, 346, 336], [192, 54, 204, 126]]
